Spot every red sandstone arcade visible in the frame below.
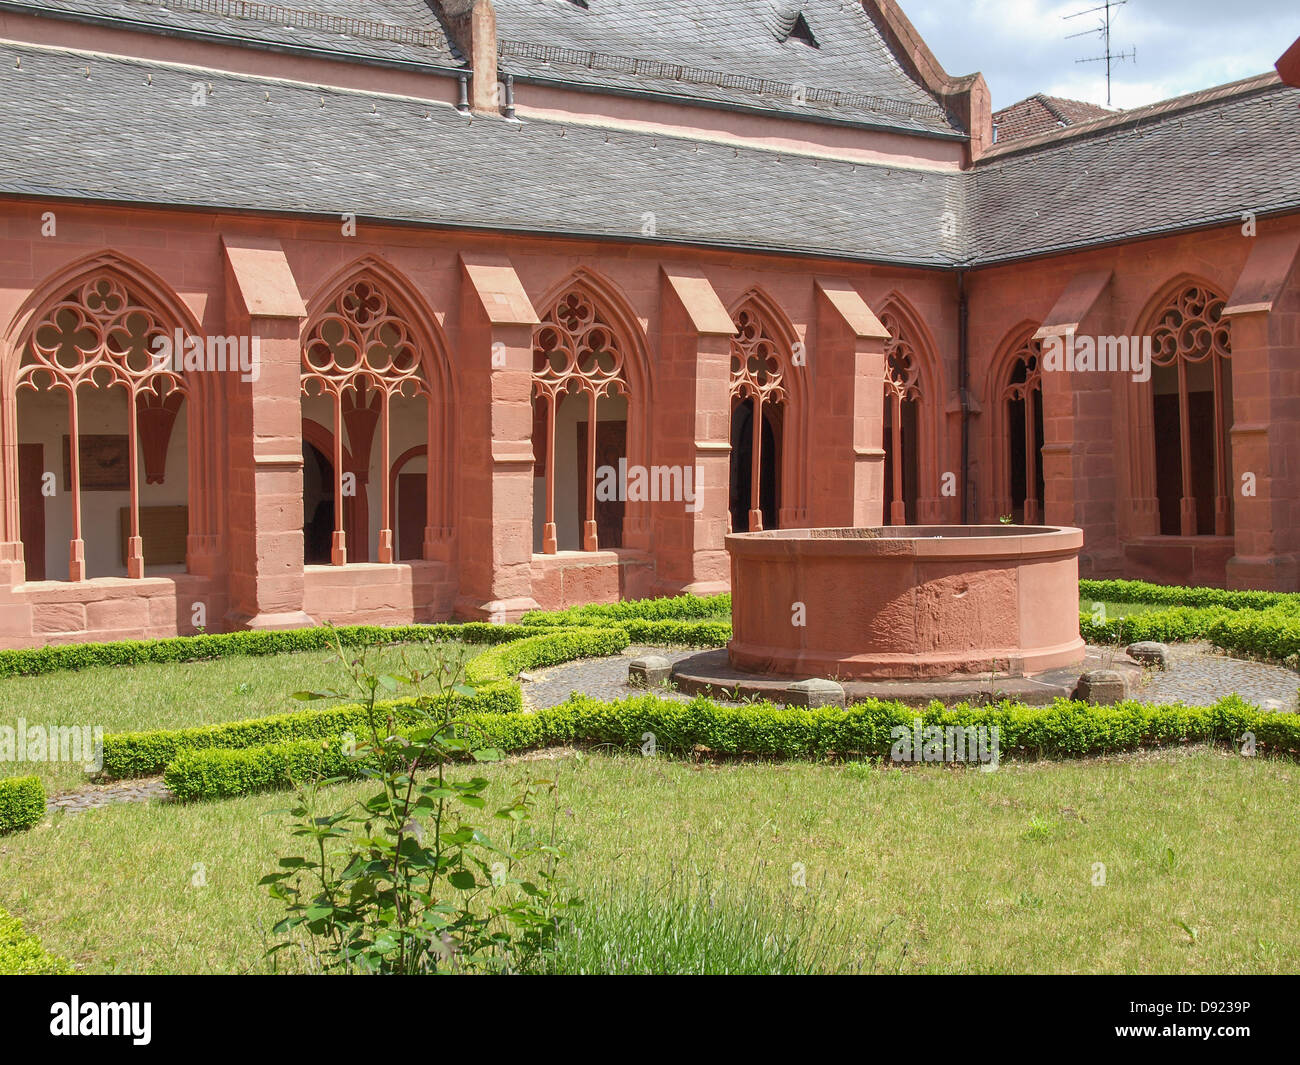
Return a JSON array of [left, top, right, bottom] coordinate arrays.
[[0, 2, 1297, 649]]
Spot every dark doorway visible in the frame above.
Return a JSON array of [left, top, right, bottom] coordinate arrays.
[[1153, 376, 1220, 535], [303, 442, 334, 565], [1007, 391, 1045, 523], [18, 443, 45, 581], [397, 471, 426, 561], [729, 398, 780, 532], [883, 398, 920, 525], [577, 419, 626, 550]]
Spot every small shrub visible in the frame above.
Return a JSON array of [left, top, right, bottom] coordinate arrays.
[[0, 908, 70, 974], [0, 776, 44, 834]]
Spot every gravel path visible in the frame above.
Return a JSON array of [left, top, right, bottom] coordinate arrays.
[[522, 643, 1299, 713]]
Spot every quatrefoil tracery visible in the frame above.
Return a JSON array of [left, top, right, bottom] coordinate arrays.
[[532, 290, 629, 404], [1150, 285, 1232, 367], [729, 307, 787, 405], [882, 312, 923, 402], [19, 275, 186, 401], [1002, 338, 1044, 403], [302, 280, 430, 401]]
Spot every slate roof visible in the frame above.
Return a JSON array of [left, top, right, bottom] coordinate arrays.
[[0, 39, 967, 265], [8, 0, 961, 136], [490, 0, 960, 136], [0, 14, 1298, 268], [992, 94, 1113, 144], [0, 0, 462, 68], [972, 76, 1300, 264]]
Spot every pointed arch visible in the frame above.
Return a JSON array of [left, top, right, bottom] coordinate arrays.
[[300, 255, 457, 564], [878, 292, 942, 525], [726, 286, 809, 530], [531, 267, 653, 553], [1126, 274, 1234, 537], [2, 250, 208, 581], [987, 321, 1046, 524]]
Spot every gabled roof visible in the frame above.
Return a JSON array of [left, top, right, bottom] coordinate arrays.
[[993, 94, 1113, 144], [490, 0, 962, 136], [972, 75, 1300, 263], [1, 0, 462, 68], [0, 39, 967, 266]]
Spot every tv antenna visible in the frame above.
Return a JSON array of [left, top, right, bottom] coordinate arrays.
[[1065, 0, 1136, 106]]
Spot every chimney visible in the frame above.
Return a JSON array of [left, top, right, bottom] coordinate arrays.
[[437, 0, 500, 113], [1278, 37, 1300, 87]]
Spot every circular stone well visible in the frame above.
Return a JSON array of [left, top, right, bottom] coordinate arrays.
[[726, 525, 1086, 681]]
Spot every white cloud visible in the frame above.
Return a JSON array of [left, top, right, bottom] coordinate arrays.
[[902, 0, 1300, 110]]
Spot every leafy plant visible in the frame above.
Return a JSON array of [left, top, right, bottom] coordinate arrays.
[[260, 632, 578, 974]]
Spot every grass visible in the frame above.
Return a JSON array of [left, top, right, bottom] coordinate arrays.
[[0, 641, 467, 793], [1079, 598, 1167, 622], [2, 745, 1296, 974]]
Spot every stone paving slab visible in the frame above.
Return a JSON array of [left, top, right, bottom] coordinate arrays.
[[522, 644, 1300, 714]]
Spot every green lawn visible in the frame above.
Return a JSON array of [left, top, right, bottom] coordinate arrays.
[[2, 745, 1296, 974], [0, 641, 467, 793], [1078, 598, 1167, 622]]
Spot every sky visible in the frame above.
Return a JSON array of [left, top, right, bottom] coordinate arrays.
[[901, 0, 1300, 112]]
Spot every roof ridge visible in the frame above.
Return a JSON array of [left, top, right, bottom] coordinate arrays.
[[495, 36, 948, 123], [23, 0, 453, 52], [981, 71, 1284, 161]]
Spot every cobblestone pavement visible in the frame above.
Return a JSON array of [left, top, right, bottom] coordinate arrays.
[[522, 643, 1300, 713], [41, 644, 1297, 815], [521, 645, 703, 710], [46, 777, 173, 816], [1126, 643, 1299, 711]]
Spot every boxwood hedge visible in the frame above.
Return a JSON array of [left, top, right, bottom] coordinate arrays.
[[0, 775, 45, 834], [1079, 578, 1300, 613], [162, 692, 1300, 803], [0, 907, 69, 975]]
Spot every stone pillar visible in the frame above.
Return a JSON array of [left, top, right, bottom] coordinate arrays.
[[654, 269, 734, 594], [810, 279, 889, 527], [1224, 229, 1300, 590], [219, 235, 314, 630], [455, 253, 542, 620]]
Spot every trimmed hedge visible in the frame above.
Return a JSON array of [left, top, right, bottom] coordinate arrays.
[[101, 626, 666, 779], [1082, 605, 1300, 662], [464, 627, 631, 685], [101, 686, 519, 780], [1080, 578, 1300, 613], [520, 593, 730, 627], [0, 621, 531, 679], [0, 775, 44, 834], [0, 907, 69, 975], [162, 692, 1300, 802]]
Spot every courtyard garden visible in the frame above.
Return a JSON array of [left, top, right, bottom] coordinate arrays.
[[2, 579, 1298, 975]]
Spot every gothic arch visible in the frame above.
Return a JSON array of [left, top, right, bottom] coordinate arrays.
[[726, 286, 809, 529], [1, 251, 212, 580], [986, 321, 1046, 524], [531, 267, 653, 553], [1124, 273, 1234, 537], [878, 292, 943, 524], [300, 255, 457, 563]]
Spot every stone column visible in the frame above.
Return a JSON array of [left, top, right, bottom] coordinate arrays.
[[653, 269, 735, 594], [454, 253, 542, 620], [219, 235, 314, 630], [1224, 229, 1300, 590], [810, 279, 889, 527]]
